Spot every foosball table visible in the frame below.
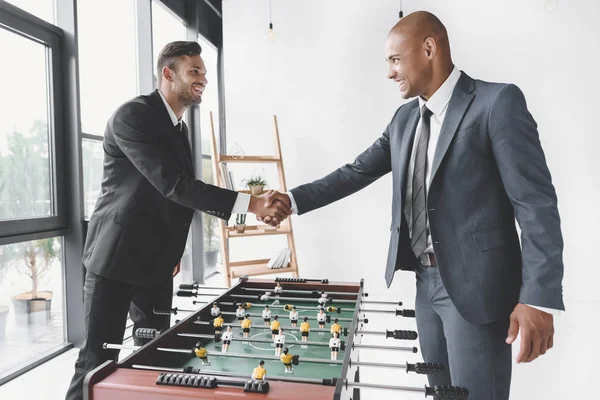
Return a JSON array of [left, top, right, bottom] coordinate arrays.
[[84, 277, 469, 399]]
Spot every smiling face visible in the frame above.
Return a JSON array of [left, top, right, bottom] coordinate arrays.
[[166, 54, 207, 107], [385, 32, 434, 100]]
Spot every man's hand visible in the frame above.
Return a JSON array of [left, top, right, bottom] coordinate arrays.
[[506, 303, 554, 363], [249, 190, 292, 226]]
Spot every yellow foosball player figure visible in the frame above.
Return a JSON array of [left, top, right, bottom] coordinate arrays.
[[289, 306, 299, 327], [193, 342, 211, 366], [213, 313, 225, 335], [330, 318, 341, 336], [241, 314, 252, 338], [317, 306, 327, 331], [280, 347, 294, 374], [262, 305, 272, 326], [300, 317, 310, 342], [221, 325, 234, 353], [270, 315, 281, 339], [252, 360, 267, 381], [329, 331, 341, 361]]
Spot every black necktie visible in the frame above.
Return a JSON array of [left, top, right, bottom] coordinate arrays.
[[411, 105, 433, 259]]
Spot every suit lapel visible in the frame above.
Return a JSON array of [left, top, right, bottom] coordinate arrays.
[[429, 74, 475, 185], [399, 105, 420, 199]]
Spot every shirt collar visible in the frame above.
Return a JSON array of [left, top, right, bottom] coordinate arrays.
[[157, 89, 183, 130], [418, 66, 461, 116]]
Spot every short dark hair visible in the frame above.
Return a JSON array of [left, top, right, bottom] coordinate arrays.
[[156, 41, 202, 85]]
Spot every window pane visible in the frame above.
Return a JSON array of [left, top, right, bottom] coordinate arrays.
[[152, 0, 187, 88], [173, 232, 193, 292], [198, 35, 220, 156], [0, 237, 66, 379], [82, 139, 104, 220], [4, 0, 55, 24], [197, 36, 221, 279], [78, 0, 138, 135], [0, 28, 53, 221]]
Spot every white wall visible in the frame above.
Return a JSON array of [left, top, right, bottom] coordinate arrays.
[[222, 0, 600, 398]]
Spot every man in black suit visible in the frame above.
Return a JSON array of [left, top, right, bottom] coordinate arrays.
[[261, 12, 564, 399], [65, 41, 288, 400]]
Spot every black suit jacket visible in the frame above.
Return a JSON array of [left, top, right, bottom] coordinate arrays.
[[83, 90, 236, 286], [290, 72, 565, 324]]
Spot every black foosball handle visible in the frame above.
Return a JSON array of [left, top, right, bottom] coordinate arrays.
[[386, 329, 418, 340], [425, 385, 469, 399], [406, 362, 445, 375], [180, 284, 197, 290], [135, 328, 161, 339], [177, 290, 196, 297], [396, 309, 416, 318], [154, 307, 178, 315]]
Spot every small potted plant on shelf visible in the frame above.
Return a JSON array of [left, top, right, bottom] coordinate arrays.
[[242, 175, 268, 195], [235, 214, 247, 233]]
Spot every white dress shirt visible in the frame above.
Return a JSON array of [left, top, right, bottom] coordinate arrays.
[[158, 89, 249, 214], [286, 67, 560, 317]]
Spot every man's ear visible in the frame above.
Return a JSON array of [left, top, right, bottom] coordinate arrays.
[[162, 66, 172, 82], [423, 37, 437, 59]]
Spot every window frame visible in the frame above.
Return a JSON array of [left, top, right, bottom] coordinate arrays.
[[0, 2, 67, 242]]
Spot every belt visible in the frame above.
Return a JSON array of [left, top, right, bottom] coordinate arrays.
[[419, 252, 437, 267]]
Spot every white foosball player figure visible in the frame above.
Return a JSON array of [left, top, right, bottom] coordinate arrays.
[[329, 331, 341, 360], [221, 325, 234, 352], [210, 302, 220, 317]]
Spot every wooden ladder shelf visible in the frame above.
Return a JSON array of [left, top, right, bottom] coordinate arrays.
[[209, 113, 300, 286]]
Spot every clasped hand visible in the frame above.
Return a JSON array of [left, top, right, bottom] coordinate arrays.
[[248, 190, 292, 227]]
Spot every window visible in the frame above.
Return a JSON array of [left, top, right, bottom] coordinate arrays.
[[0, 29, 53, 222], [152, 0, 187, 88], [0, 237, 66, 380], [78, 0, 138, 136], [197, 35, 221, 278], [4, 0, 55, 24], [81, 140, 104, 220]]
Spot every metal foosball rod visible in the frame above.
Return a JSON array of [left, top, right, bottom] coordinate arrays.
[[342, 381, 469, 399], [154, 308, 367, 324], [176, 290, 223, 298], [179, 284, 229, 291], [194, 320, 351, 336], [359, 307, 416, 318], [102, 343, 444, 375], [231, 293, 359, 305], [177, 332, 338, 349], [242, 287, 363, 297], [193, 300, 346, 314], [356, 329, 419, 340]]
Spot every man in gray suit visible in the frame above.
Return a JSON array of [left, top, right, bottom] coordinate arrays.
[[65, 41, 288, 400], [262, 12, 564, 399]]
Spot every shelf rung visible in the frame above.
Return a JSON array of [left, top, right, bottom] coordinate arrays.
[[219, 155, 281, 163]]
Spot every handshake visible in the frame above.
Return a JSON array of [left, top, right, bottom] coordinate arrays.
[[248, 190, 292, 227]]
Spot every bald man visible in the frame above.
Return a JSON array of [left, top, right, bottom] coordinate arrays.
[[261, 11, 564, 399]]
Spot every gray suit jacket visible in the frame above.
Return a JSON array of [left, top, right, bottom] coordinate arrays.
[[290, 72, 565, 324], [83, 90, 236, 286]]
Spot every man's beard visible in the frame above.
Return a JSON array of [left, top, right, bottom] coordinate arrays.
[[174, 76, 201, 107]]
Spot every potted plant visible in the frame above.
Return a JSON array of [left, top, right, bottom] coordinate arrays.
[[242, 175, 268, 195], [235, 214, 247, 233], [10, 238, 57, 324]]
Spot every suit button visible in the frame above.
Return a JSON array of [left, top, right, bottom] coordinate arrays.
[[396, 227, 400, 233]]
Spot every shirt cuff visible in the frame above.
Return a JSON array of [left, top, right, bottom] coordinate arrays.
[[287, 191, 298, 214], [524, 303, 563, 317], [231, 193, 251, 214]]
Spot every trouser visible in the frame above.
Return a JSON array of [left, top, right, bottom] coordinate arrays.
[[415, 264, 512, 400], [65, 270, 172, 400]]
